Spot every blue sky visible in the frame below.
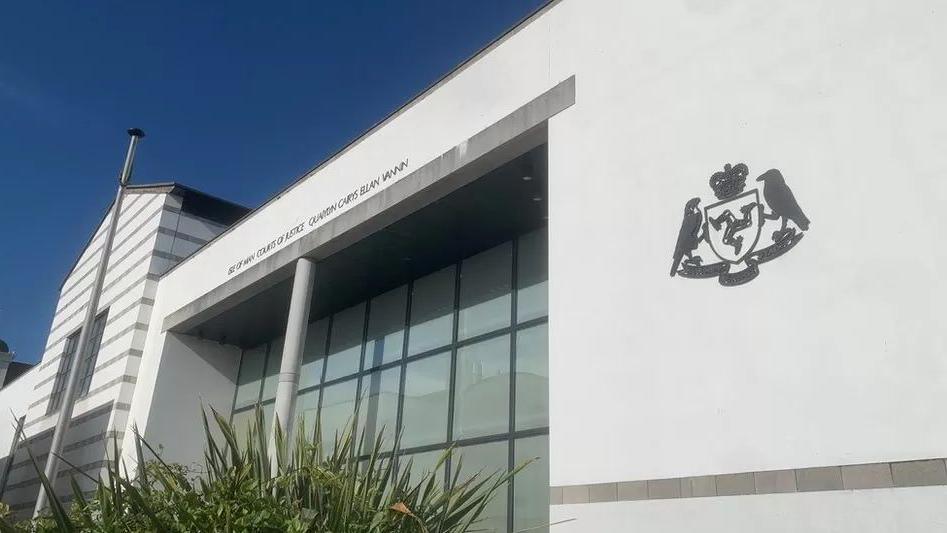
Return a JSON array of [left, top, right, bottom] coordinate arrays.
[[0, 0, 547, 364]]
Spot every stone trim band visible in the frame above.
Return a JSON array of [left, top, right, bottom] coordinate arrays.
[[551, 458, 947, 505]]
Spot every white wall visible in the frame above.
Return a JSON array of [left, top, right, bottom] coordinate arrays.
[[545, 0, 947, 486], [131, 332, 240, 468], [0, 369, 37, 455]]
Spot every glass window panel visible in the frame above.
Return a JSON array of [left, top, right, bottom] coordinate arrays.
[[515, 324, 549, 431], [319, 378, 359, 451], [514, 435, 549, 533], [356, 367, 401, 453], [260, 337, 284, 401], [458, 242, 512, 340], [230, 408, 255, 449], [49, 332, 80, 413], [364, 285, 407, 369], [296, 389, 320, 441], [453, 335, 510, 440], [408, 266, 455, 356], [301, 318, 329, 389], [261, 401, 275, 436], [401, 352, 450, 449], [325, 303, 366, 382], [455, 441, 509, 533], [78, 310, 108, 396], [234, 344, 267, 409], [400, 448, 447, 487], [517, 229, 548, 323]]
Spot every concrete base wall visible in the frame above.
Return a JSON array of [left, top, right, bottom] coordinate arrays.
[[552, 486, 947, 532]]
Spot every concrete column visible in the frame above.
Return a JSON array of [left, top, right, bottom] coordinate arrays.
[[271, 257, 317, 448]]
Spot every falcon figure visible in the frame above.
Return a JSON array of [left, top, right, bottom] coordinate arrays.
[[670, 197, 703, 277]]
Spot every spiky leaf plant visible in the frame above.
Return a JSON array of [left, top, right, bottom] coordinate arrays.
[[4, 406, 526, 532]]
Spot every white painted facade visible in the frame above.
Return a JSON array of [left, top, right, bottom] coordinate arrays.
[[4, 0, 947, 529], [0, 371, 36, 465], [0, 185, 243, 513]]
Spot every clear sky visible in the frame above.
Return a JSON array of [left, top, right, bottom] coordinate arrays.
[[0, 0, 548, 364]]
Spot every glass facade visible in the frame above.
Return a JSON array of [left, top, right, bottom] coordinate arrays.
[[231, 228, 549, 532]]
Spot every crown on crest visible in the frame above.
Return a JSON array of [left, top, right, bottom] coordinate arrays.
[[709, 163, 749, 200]]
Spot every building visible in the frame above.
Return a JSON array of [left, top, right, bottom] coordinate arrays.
[[0, 340, 33, 388], [0, 184, 247, 512], [2, 0, 947, 530]]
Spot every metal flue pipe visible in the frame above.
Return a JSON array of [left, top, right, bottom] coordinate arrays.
[[34, 128, 145, 517]]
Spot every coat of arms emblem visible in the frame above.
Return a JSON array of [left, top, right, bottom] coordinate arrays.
[[670, 163, 810, 286]]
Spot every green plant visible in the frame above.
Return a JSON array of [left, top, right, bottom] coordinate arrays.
[[3, 407, 525, 532]]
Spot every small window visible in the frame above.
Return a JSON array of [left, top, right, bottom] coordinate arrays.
[[48, 333, 80, 413], [77, 311, 108, 397], [48, 310, 108, 413]]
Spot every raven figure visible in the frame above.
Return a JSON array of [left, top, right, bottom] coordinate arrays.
[[757, 169, 809, 231], [670, 197, 703, 277]]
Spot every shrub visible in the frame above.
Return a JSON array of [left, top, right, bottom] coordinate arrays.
[[2, 406, 524, 532]]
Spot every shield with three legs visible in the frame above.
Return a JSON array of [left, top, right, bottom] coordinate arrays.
[[703, 189, 762, 264]]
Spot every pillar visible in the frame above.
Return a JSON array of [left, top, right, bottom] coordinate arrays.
[[271, 257, 317, 449]]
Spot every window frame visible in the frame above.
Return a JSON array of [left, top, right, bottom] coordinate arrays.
[[47, 309, 109, 414]]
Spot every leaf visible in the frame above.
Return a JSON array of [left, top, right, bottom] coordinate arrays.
[[389, 501, 414, 516]]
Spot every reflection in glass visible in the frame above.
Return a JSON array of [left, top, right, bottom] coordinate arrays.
[[78, 311, 108, 396], [319, 379, 359, 451], [515, 324, 548, 431], [357, 367, 401, 452], [459, 242, 512, 340], [229, 228, 551, 533], [514, 436, 549, 533], [261, 337, 284, 401], [455, 441, 509, 533], [261, 401, 275, 436], [408, 266, 455, 355], [296, 389, 319, 439], [454, 335, 510, 440], [517, 229, 548, 323], [301, 318, 329, 389], [230, 408, 255, 449], [234, 344, 266, 409], [400, 448, 447, 486], [325, 303, 365, 382], [364, 285, 407, 369], [401, 353, 450, 448]]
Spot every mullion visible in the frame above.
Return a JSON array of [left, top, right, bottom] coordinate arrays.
[[508, 235, 519, 533], [229, 346, 247, 422], [315, 314, 334, 429], [257, 341, 270, 407], [445, 263, 461, 479], [351, 299, 371, 458], [394, 279, 413, 477]]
